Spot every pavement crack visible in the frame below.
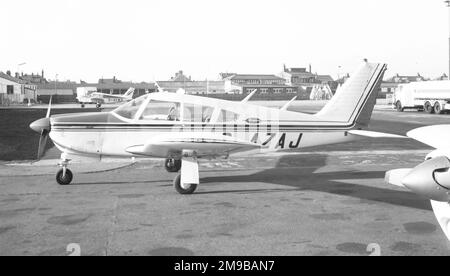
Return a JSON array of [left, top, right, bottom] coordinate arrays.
[[105, 197, 119, 256]]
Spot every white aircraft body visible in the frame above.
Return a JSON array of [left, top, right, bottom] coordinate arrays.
[[77, 87, 135, 108], [385, 125, 450, 241], [30, 61, 396, 195]]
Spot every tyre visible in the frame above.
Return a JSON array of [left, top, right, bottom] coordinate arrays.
[[81, 104, 85, 108], [173, 174, 197, 195], [56, 169, 73, 185], [424, 101, 434, 114], [396, 101, 403, 112], [96, 103, 101, 108], [434, 102, 442, 114], [165, 158, 181, 173]]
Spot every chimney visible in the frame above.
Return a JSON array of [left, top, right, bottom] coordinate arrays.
[[15, 72, 19, 78], [41, 70, 44, 78], [309, 64, 312, 73], [6, 70, 11, 76]]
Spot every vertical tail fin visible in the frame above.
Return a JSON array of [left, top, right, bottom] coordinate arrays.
[[124, 88, 135, 98], [315, 61, 387, 127]]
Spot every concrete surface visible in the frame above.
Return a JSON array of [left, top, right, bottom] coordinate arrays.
[[1, 104, 450, 256]]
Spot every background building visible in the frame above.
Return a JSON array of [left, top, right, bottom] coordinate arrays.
[[220, 73, 298, 96], [386, 73, 428, 83], [0, 71, 36, 105], [158, 71, 226, 94], [36, 82, 78, 103], [36, 76, 156, 103], [158, 70, 226, 95]]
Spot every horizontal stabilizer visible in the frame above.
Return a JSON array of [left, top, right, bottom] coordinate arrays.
[[348, 130, 407, 139], [384, 169, 412, 187], [430, 200, 450, 241], [407, 125, 450, 149]]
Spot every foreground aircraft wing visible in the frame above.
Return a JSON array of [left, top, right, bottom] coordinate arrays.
[[125, 133, 260, 158], [386, 166, 450, 240], [407, 125, 450, 149], [430, 200, 450, 240], [385, 124, 450, 241]]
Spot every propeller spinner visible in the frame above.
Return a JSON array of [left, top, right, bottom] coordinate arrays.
[[29, 96, 52, 159]]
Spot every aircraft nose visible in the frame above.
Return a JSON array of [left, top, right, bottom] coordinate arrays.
[[30, 118, 51, 133], [402, 156, 450, 202]]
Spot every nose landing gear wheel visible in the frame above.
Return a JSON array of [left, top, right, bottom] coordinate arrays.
[[56, 168, 73, 185], [165, 158, 181, 172], [173, 174, 197, 195]]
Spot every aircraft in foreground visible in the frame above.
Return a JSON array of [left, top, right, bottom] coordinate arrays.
[[385, 125, 450, 241], [30, 61, 399, 194], [77, 87, 135, 108]]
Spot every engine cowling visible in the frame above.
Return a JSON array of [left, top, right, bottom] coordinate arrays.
[[402, 156, 450, 202]]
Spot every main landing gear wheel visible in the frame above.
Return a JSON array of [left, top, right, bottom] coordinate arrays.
[[56, 168, 73, 185], [173, 174, 197, 195], [165, 158, 181, 172]]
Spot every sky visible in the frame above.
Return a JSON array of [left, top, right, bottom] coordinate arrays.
[[1, 0, 449, 82]]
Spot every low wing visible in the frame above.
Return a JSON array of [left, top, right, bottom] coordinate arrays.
[[126, 133, 260, 158], [91, 92, 129, 99], [407, 125, 450, 149]]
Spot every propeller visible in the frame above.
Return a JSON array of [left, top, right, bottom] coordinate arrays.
[[30, 96, 52, 159]]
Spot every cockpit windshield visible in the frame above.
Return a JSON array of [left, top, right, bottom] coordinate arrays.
[[113, 94, 239, 123], [113, 95, 147, 119]]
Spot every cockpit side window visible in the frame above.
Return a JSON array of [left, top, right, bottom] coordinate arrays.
[[183, 103, 215, 122], [217, 109, 239, 122], [140, 100, 180, 121], [113, 96, 147, 119]]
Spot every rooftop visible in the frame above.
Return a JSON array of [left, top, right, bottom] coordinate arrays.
[[0, 72, 28, 84], [226, 74, 285, 81]]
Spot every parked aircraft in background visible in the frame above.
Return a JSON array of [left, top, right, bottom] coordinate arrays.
[[385, 125, 450, 241], [30, 61, 400, 195], [76, 87, 135, 108]]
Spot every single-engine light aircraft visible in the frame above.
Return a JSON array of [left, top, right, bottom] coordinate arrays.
[[30, 61, 399, 194], [77, 87, 135, 108]]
